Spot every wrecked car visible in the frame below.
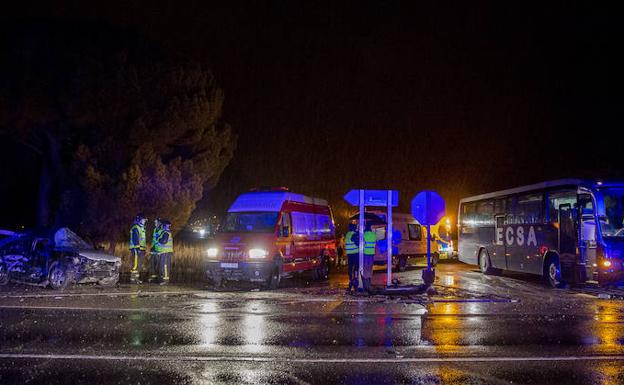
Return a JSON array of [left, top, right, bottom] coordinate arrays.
[[0, 227, 121, 289]]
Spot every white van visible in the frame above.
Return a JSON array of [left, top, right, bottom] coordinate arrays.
[[350, 211, 443, 271]]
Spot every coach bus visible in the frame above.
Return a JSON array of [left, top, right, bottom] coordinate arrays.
[[458, 179, 624, 287]]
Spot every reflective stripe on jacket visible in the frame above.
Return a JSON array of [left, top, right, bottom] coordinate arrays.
[[129, 224, 147, 250], [154, 230, 173, 254], [344, 231, 358, 254], [364, 231, 376, 255], [152, 226, 162, 251]]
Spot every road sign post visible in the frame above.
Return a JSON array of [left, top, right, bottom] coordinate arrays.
[[411, 191, 446, 287], [387, 190, 392, 287], [344, 189, 399, 290], [358, 190, 364, 290]]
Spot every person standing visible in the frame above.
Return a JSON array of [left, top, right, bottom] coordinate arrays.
[[154, 219, 173, 285], [129, 213, 147, 284], [149, 218, 163, 283], [344, 222, 359, 294], [362, 224, 376, 292]]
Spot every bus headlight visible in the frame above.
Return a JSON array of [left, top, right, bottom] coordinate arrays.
[[603, 260, 612, 268], [249, 248, 268, 259], [207, 248, 219, 257]]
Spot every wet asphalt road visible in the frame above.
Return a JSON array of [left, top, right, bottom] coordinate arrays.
[[1, 261, 624, 384]]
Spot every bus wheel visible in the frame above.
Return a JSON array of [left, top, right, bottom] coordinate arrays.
[[544, 256, 564, 288], [478, 249, 495, 275]]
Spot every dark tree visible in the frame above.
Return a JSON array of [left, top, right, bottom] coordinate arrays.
[[0, 22, 236, 241]]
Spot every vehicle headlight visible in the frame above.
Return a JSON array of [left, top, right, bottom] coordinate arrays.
[[248, 248, 268, 259], [207, 248, 219, 257]]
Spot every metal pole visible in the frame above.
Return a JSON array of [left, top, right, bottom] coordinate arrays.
[[426, 224, 431, 271], [358, 189, 365, 290], [387, 190, 392, 287]]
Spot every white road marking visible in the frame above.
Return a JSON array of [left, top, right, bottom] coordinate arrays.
[[1, 353, 623, 363], [0, 304, 427, 316], [0, 290, 206, 299]]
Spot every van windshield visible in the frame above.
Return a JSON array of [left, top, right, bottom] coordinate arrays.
[[221, 212, 279, 233]]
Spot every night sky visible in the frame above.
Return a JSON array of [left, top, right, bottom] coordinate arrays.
[[2, 1, 622, 229]]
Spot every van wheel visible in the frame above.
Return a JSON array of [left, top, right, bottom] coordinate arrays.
[[265, 266, 280, 290], [398, 256, 407, 272], [478, 249, 495, 275], [211, 275, 223, 289], [315, 257, 329, 281], [544, 256, 564, 288], [431, 253, 440, 267]]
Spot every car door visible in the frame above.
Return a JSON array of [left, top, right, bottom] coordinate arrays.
[[276, 212, 294, 268], [32, 238, 51, 276]]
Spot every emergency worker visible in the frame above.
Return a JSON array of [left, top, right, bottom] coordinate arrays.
[[154, 219, 173, 285], [149, 218, 163, 283], [344, 223, 359, 293], [362, 224, 376, 292], [129, 213, 147, 284]]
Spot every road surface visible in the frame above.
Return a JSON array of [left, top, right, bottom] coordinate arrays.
[[1, 261, 623, 384]]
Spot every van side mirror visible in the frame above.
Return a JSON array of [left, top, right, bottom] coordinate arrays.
[[280, 226, 290, 237]]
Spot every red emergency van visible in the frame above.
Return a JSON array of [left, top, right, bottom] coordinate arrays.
[[205, 188, 337, 288]]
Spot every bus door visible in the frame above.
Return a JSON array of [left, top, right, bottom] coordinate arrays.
[[558, 203, 578, 281], [578, 194, 597, 282], [491, 214, 507, 269]]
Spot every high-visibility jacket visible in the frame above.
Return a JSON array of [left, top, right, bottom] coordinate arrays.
[[154, 230, 173, 254], [129, 224, 147, 250], [152, 226, 162, 251], [364, 231, 376, 256], [344, 231, 358, 255]]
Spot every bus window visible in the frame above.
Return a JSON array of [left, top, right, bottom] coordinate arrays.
[[503, 196, 517, 225], [461, 203, 477, 226], [476, 200, 494, 226], [516, 193, 543, 224], [494, 198, 506, 215], [548, 192, 577, 223]]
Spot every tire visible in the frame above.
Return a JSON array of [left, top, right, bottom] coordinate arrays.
[[48, 261, 72, 290], [0, 262, 9, 286], [265, 266, 281, 290], [315, 257, 329, 281], [398, 255, 407, 272], [478, 249, 495, 275], [431, 253, 440, 267], [211, 275, 223, 289], [98, 273, 119, 287], [544, 256, 564, 288]]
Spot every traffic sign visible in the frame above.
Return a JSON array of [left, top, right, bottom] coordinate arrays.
[[411, 190, 445, 225], [344, 189, 399, 289], [344, 189, 399, 207]]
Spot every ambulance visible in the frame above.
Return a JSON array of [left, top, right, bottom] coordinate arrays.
[[205, 188, 337, 288]]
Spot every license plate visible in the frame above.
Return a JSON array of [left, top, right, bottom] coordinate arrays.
[[220, 263, 238, 269]]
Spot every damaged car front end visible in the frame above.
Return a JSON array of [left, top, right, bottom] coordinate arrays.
[[0, 227, 121, 289], [72, 250, 121, 286]]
